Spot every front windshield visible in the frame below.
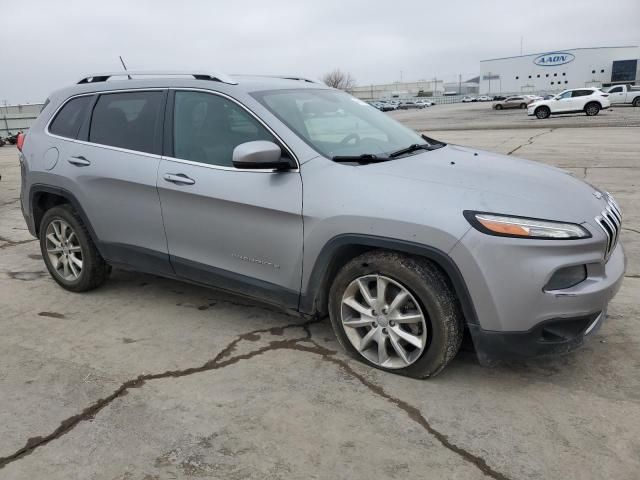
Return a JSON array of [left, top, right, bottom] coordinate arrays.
[[252, 88, 426, 158]]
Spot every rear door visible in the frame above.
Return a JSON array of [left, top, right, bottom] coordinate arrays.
[[61, 89, 172, 275], [570, 89, 593, 110], [157, 90, 303, 308]]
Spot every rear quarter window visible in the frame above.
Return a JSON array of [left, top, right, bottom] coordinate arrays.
[[48, 96, 93, 139]]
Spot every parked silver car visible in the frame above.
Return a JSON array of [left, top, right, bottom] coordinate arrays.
[[19, 71, 625, 377]]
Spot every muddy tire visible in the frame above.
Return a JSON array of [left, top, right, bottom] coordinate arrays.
[[328, 251, 464, 378], [39, 205, 109, 292]]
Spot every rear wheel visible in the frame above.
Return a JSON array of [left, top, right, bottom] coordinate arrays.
[[328, 251, 463, 378], [584, 102, 600, 116], [633, 97, 640, 107], [40, 205, 109, 292], [535, 106, 550, 119]]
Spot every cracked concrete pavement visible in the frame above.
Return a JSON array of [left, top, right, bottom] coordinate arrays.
[[1, 110, 639, 479]]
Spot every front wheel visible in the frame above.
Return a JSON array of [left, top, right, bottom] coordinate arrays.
[[585, 102, 600, 116], [495, 104, 503, 110], [328, 251, 463, 378], [535, 106, 551, 119]]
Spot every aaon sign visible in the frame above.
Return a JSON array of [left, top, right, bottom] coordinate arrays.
[[533, 52, 576, 66]]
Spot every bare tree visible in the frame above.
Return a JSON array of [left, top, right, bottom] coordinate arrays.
[[322, 69, 356, 90]]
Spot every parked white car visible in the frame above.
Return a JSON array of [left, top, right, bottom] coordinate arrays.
[[527, 88, 611, 119], [461, 96, 476, 103], [476, 95, 492, 102], [605, 84, 640, 106], [415, 99, 434, 107]]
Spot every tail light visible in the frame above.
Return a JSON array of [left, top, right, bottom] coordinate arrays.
[[16, 132, 25, 152]]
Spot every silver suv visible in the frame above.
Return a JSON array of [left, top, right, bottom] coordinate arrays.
[[19, 71, 625, 377]]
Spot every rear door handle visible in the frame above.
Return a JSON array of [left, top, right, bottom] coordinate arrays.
[[163, 173, 195, 185], [68, 155, 91, 167]]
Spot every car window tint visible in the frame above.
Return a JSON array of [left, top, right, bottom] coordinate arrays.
[[608, 86, 623, 93], [89, 91, 163, 154], [572, 90, 591, 98], [49, 96, 92, 139], [173, 91, 275, 167]]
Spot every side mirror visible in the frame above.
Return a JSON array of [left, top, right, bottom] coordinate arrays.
[[232, 141, 292, 170]]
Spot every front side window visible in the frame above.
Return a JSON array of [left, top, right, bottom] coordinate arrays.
[[173, 91, 275, 167], [557, 91, 572, 99], [607, 86, 623, 94], [252, 88, 426, 158], [89, 91, 163, 154], [49, 95, 92, 139]]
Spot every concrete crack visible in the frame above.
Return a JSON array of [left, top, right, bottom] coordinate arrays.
[[507, 129, 554, 156], [0, 319, 321, 469], [622, 227, 640, 236], [0, 320, 511, 480]]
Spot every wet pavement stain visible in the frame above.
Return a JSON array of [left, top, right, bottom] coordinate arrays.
[[7, 271, 47, 281], [27, 254, 43, 260], [38, 312, 65, 319]]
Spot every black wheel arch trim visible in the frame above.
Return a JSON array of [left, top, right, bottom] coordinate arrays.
[[29, 184, 106, 257], [299, 234, 479, 326]]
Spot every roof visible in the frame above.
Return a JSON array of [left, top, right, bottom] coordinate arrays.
[[53, 71, 328, 101]]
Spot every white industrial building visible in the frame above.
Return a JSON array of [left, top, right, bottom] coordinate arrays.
[[480, 46, 640, 95], [348, 80, 445, 101]]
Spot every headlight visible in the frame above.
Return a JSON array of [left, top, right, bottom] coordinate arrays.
[[464, 211, 591, 239]]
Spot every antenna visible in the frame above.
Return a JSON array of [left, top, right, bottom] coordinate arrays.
[[119, 56, 132, 80]]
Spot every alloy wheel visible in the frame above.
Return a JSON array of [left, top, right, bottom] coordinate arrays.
[[45, 219, 83, 281], [340, 274, 428, 369]]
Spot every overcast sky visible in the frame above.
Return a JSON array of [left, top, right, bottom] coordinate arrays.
[[2, 0, 639, 103]]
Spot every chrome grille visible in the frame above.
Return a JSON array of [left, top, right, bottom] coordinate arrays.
[[595, 193, 622, 260]]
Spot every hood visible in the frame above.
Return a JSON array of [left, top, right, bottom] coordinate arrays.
[[357, 144, 606, 224]]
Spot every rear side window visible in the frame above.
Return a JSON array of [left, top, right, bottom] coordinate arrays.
[[89, 91, 163, 154], [608, 86, 623, 93], [572, 90, 592, 98], [49, 96, 92, 139]]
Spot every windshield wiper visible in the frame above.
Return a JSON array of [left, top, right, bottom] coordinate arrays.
[[389, 141, 445, 158], [332, 153, 391, 164]]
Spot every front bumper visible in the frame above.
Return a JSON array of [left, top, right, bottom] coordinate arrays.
[[450, 227, 626, 361], [469, 310, 606, 364]]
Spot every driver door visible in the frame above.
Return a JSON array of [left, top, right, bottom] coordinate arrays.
[[156, 90, 304, 308], [554, 91, 574, 112]]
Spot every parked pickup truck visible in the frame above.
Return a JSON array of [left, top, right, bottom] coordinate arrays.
[[605, 84, 640, 106]]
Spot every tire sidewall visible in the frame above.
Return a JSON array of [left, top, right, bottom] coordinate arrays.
[[328, 253, 458, 377], [40, 206, 92, 290], [585, 102, 600, 116], [536, 107, 549, 119]]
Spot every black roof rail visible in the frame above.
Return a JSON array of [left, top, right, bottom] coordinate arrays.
[[77, 71, 238, 85]]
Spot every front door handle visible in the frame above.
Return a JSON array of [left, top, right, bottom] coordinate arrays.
[[68, 155, 91, 167], [163, 173, 195, 185]]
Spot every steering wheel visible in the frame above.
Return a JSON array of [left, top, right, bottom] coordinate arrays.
[[340, 133, 361, 147]]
